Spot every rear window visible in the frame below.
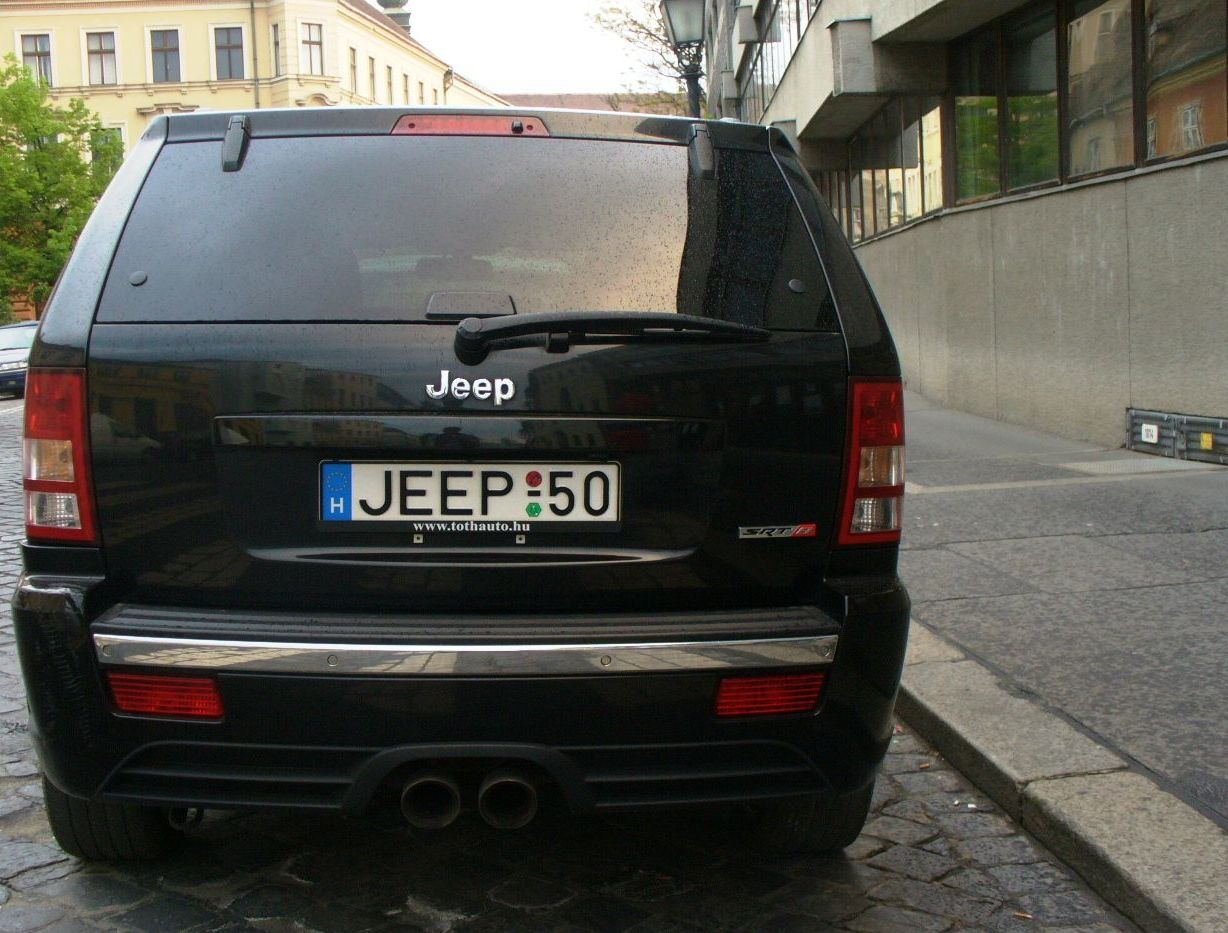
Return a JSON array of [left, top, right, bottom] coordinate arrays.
[[99, 135, 837, 331], [0, 326, 36, 351]]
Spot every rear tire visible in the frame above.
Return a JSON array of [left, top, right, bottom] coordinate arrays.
[[42, 777, 181, 861], [740, 781, 875, 855]]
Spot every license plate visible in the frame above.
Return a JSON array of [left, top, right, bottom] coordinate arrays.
[[321, 462, 620, 530]]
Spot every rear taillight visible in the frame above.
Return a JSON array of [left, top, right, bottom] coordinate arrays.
[[107, 673, 224, 719], [715, 673, 827, 717], [23, 368, 98, 544], [391, 114, 549, 137], [837, 379, 904, 546]]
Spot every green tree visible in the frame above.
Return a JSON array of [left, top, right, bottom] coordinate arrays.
[[0, 55, 122, 321]]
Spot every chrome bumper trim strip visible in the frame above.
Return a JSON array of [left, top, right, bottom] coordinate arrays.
[[93, 633, 838, 676]]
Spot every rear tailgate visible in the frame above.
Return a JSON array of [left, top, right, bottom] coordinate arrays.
[[86, 126, 849, 615]]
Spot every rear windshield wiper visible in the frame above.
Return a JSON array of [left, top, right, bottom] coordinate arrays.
[[454, 311, 769, 364]]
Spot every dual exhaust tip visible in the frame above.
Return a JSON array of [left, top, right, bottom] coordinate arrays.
[[399, 769, 537, 831]]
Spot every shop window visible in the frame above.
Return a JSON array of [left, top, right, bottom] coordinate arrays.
[[1005, 7, 1058, 188], [1144, 0, 1227, 159], [1067, 0, 1134, 176]]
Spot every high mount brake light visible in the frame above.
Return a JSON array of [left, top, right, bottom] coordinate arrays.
[[837, 379, 905, 546], [23, 369, 99, 544], [391, 114, 550, 137]]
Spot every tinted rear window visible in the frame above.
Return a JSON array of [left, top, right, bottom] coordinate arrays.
[[99, 136, 836, 331]]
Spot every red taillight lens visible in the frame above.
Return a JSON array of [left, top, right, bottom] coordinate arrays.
[[838, 379, 905, 546], [23, 369, 98, 544], [715, 673, 827, 717], [391, 114, 549, 136], [107, 673, 224, 719]]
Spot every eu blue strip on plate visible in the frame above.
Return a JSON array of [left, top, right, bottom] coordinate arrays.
[[321, 463, 352, 521]]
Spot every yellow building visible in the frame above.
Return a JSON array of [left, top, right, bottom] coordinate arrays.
[[1, 0, 504, 152]]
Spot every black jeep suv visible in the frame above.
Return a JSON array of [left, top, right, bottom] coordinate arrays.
[[16, 108, 908, 860]]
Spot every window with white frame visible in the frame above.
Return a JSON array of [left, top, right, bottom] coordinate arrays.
[[215, 27, 244, 80], [301, 23, 324, 75], [150, 30, 180, 83], [87, 31, 118, 85], [21, 34, 53, 85], [349, 47, 357, 89], [1180, 103, 1204, 151]]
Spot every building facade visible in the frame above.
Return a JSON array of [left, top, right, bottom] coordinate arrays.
[[706, 0, 1227, 445], [2, 0, 504, 153]]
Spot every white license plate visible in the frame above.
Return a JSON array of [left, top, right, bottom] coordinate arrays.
[[321, 462, 620, 527]]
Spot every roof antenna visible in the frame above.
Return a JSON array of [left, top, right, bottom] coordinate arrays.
[[222, 114, 251, 172]]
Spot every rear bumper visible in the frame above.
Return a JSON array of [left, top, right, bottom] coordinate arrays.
[[14, 576, 909, 813]]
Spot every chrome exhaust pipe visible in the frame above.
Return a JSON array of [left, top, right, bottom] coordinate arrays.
[[400, 772, 462, 829], [477, 770, 538, 830]]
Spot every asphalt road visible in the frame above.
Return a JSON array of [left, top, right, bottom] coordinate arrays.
[[0, 393, 1134, 930], [900, 392, 1228, 828]]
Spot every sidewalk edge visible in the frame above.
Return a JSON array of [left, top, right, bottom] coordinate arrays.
[[896, 622, 1228, 933]]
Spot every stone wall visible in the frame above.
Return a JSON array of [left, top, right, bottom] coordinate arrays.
[[855, 155, 1228, 446]]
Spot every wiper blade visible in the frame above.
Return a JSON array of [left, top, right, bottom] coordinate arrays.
[[454, 311, 769, 363]]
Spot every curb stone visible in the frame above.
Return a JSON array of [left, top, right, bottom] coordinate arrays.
[[897, 622, 1228, 933]]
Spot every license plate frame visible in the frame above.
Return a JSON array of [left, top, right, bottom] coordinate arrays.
[[319, 461, 622, 533]]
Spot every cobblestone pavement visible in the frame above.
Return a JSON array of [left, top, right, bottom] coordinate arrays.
[[0, 395, 1133, 932]]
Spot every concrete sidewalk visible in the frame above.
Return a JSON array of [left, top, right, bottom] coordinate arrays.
[[895, 392, 1228, 932]]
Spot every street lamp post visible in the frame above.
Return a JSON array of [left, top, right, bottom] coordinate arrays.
[[659, 0, 705, 118]]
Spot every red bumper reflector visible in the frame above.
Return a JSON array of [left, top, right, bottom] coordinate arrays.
[[108, 673, 224, 719], [715, 673, 827, 717]]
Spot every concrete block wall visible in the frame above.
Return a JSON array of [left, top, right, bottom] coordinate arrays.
[[855, 155, 1228, 446]]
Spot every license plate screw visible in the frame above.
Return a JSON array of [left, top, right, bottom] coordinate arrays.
[[515, 534, 526, 544], [600, 655, 613, 667], [326, 655, 339, 668], [413, 534, 424, 544]]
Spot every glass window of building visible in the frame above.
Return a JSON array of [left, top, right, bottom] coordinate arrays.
[[848, 160, 864, 241], [151, 30, 180, 83], [418, 81, 425, 104], [272, 24, 281, 78], [902, 99, 924, 222], [876, 104, 906, 228], [920, 98, 945, 214], [214, 28, 244, 81], [1067, 0, 1134, 176], [87, 31, 118, 86], [1144, 0, 1228, 158], [368, 57, 376, 98], [301, 23, 324, 76], [386, 66, 393, 103], [21, 34, 53, 85], [348, 48, 357, 90], [954, 30, 1002, 200], [1005, 7, 1058, 188], [403, 74, 410, 104]]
